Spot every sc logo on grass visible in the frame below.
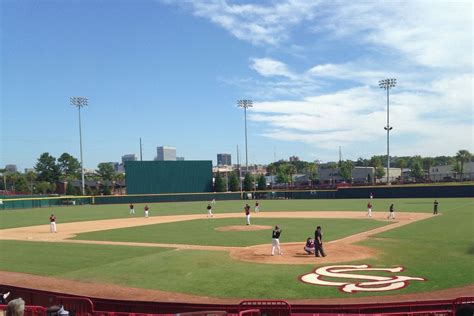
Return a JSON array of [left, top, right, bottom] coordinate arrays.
[[299, 264, 425, 293]]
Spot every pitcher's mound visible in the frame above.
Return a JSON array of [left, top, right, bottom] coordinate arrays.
[[215, 225, 272, 232]]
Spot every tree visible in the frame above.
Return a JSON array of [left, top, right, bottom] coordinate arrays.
[[36, 181, 51, 194], [410, 160, 424, 181], [103, 185, 112, 195], [452, 161, 462, 179], [96, 163, 116, 181], [35, 153, 61, 183], [395, 158, 407, 183], [257, 174, 266, 190], [422, 157, 435, 180], [305, 162, 318, 181], [369, 156, 382, 168], [243, 173, 255, 191], [66, 182, 76, 195], [455, 150, 472, 181], [214, 172, 226, 192], [267, 163, 277, 187], [25, 171, 37, 193], [57, 153, 81, 180], [15, 175, 30, 193], [375, 166, 385, 180], [228, 172, 240, 192], [276, 172, 290, 184], [355, 157, 369, 167], [339, 160, 354, 182]]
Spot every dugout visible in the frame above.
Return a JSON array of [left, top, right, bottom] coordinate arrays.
[[125, 160, 213, 194]]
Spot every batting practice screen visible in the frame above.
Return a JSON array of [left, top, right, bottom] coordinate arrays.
[[125, 160, 213, 194]]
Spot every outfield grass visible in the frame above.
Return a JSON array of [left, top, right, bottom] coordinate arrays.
[[0, 198, 472, 299], [1, 198, 471, 229], [72, 217, 391, 246]]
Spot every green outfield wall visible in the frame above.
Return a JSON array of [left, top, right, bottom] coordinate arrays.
[[125, 161, 213, 194]]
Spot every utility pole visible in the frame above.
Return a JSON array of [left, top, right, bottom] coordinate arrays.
[[139, 138, 143, 161]]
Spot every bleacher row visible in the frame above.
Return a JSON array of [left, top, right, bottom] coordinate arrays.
[[1, 285, 473, 316]]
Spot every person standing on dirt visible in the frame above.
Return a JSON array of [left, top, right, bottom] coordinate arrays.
[[314, 226, 326, 257], [433, 200, 439, 215], [244, 203, 251, 225], [271, 225, 283, 256]]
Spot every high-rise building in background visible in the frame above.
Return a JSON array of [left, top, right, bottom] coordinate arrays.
[[5, 164, 17, 172], [217, 154, 232, 166], [122, 154, 137, 164], [156, 146, 177, 161]]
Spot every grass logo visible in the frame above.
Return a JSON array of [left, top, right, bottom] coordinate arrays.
[[300, 264, 425, 293]]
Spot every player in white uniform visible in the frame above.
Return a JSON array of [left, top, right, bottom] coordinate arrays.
[[144, 205, 149, 218], [206, 204, 214, 217], [367, 201, 372, 217], [49, 214, 57, 233], [271, 225, 283, 256], [254, 201, 260, 213], [129, 203, 135, 215]]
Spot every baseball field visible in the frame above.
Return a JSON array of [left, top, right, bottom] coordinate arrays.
[[0, 197, 472, 303]]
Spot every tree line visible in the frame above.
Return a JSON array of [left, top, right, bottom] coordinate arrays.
[[0, 152, 125, 195]]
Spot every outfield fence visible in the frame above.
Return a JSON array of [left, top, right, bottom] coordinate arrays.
[[1, 184, 472, 210]]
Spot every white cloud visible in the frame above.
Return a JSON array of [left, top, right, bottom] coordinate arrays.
[[165, 0, 320, 45], [250, 58, 296, 79]]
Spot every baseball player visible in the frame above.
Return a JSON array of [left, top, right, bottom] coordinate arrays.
[[304, 237, 315, 254], [129, 203, 135, 215], [369, 192, 374, 200], [49, 214, 57, 233], [211, 198, 216, 204], [244, 203, 251, 225], [271, 225, 283, 256], [144, 205, 150, 218], [206, 204, 214, 218], [254, 201, 260, 213], [387, 204, 395, 219], [367, 201, 373, 217], [314, 226, 326, 257], [433, 200, 439, 215]]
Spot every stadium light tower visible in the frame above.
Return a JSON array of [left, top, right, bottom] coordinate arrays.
[[379, 78, 396, 185], [237, 99, 253, 174], [70, 96, 88, 195]]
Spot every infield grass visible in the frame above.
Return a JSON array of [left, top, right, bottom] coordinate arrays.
[[71, 217, 391, 246]]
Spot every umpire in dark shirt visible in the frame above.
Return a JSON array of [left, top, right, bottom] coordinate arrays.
[[314, 226, 326, 257]]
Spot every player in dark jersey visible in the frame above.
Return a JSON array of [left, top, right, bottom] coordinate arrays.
[[244, 204, 251, 225]]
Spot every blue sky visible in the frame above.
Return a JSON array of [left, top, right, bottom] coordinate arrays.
[[1, 0, 473, 171]]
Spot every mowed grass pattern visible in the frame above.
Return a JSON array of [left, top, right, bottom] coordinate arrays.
[[0, 198, 472, 299], [1, 198, 471, 229], [72, 218, 391, 246]]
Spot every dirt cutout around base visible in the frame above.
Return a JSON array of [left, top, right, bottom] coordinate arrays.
[[215, 225, 272, 232]]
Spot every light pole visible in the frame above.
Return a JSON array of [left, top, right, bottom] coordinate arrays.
[[237, 99, 253, 175], [379, 78, 396, 185], [70, 96, 88, 195]]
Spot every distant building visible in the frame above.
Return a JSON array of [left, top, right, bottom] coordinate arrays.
[[156, 146, 176, 161], [430, 161, 474, 181], [289, 156, 300, 162], [24, 168, 35, 174], [5, 164, 17, 172], [176, 157, 185, 161], [121, 154, 137, 164], [217, 154, 232, 166]]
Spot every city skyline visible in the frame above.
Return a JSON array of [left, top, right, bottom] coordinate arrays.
[[2, 1, 472, 171]]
